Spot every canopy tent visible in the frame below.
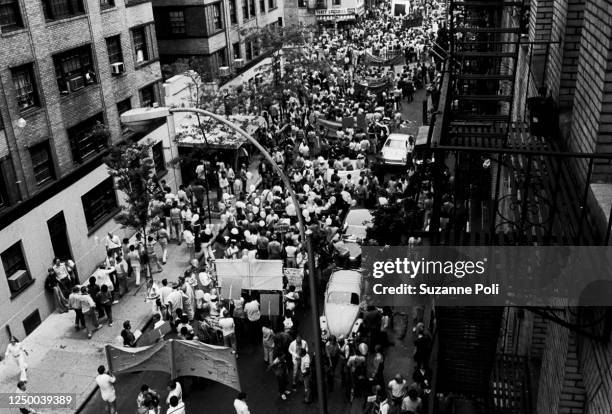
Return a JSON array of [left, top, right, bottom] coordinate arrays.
[[105, 340, 241, 391], [216, 259, 283, 292]]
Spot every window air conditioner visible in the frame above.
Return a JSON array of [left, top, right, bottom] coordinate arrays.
[[8, 269, 30, 292], [136, 49, 145, 63], [69, 76, 85, 92], [219, 66, 230, 77], [111, 62, 125, 75], [234, 58, 245, 68]]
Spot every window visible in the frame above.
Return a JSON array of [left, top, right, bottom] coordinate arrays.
[[259, 0, 265, 13], [168, 10, 186, 35], [233, 42, 240, 59], [245, 39, 252, 60], [100, 0, 114, 9], [132, 27, 148, 64], [106, 35, 123, 64], [152, 142, 166, 175], [2, 241, 31, 295], [229, 0, 237, 24], [216, 47, 227, 67], [81, 177, 118, 230], [242, 0, 248, 21], [67, 113, 107, 163], [53, 45, 96, 95], [42, 0, 85, 21], [117, 97, 131, 116], [140, 83, 155, 107], [11, 64, 39, 111], [0, 0, 23, 32], [268, 0, 276, 10], [249, 0, 255, 16], [29, 141, 55, 185], [213, 3, 222, 30], [298, 0, 306, 7], [332, 0, 340, 4]]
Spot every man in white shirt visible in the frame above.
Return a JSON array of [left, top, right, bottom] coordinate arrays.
[[244, 297, 261, 344], [166, 380, 183, 405], [95, 365, 117, 414], [105, 232, 121, 257], [300, 348, 312, 403], [167, 395, 185, 414], [218, 310, 237, 353], [233, 392, 250, 414], [289, 335, 309, 387], [159, 279, 173, 306], [388, 373, 408, 403]]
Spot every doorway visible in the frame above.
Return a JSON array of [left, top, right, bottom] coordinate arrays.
[[47, 211, 72, 261]]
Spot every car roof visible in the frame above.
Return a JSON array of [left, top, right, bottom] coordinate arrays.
[[328, 270, 362, 293], [386, 133, 412, 142]]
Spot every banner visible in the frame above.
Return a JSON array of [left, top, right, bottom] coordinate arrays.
[[220, 276, 243, 300], [106, 340, 241, 391], [260, 293, 282, 316], [216, 259, 283, 291], [284, 268, 304, 292], [138, 322, 172, 347]]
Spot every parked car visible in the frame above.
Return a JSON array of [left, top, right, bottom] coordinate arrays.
[[380, 133, 414, 166], [320, 270, 363, 340]]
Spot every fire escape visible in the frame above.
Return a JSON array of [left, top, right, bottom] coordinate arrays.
[[426, 1, 612, 413]]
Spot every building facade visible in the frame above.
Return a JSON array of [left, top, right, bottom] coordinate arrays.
[[0, 0, 175, 345], [152, 0, 284, 80]]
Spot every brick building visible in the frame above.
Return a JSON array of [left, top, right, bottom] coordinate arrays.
[[0, 0, 178, 344], [152, 0, 284, 80]]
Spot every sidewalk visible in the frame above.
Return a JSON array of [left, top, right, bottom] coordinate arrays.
[[0, 243, 192, 414]]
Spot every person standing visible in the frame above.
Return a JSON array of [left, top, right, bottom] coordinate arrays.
[[146, 235, 163, 273], [96, 284, 114, 326], [114, 256, 129, 298], [182, 226, 196, 261], [127, 245, 142, 286], [2, 337, 28, 382], [68, 286, 85, 330], [300, 348, 312, 404], [95, 365, 117, 414], [170, 202, 182, 243], [80, 286, 101, 339], [121, 320, 137, 347], [166, 396, 185, 414], [219, 309, 237, 354], [233, 392, 250, 414], [166, 379, 183, 406], [244, 296, 261, 344], [268, 354, 291, 400]]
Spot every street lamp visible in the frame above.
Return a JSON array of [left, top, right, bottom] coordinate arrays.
[[121, 106, 328, 414]]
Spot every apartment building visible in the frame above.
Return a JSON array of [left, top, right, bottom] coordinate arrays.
[[152, 0, 284, 80], [0, 0, 175, 343]]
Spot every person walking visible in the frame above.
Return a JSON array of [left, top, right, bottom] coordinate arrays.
[[170, 202, 182, 243], [233, 392, 250, 414], [95, 365, 117, 414], [146, 235, 163, 274], [2, 337, 28, 382], [157, 224, 170, 264], [14, 381, 40, 414], [300, 348, 312, 404], [182, 226, 196, 261], [268, 354, 291, 400], [262, 323, 275, 365], [289, 334, 308, 389], [244, 296, 261, 344]]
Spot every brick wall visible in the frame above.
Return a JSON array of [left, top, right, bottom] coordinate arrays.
[[545, 0, 567, 102], [579, 328, 612, 414], [537, 318, 570, 414], [558, 0, 584, 109]]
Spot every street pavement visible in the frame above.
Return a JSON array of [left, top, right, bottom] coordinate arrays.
[[0, 243, 193, 414]]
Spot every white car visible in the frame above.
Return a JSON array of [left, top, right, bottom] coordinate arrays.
[[320, 270, 363, 340], [343, 209, 374, 265], [380, 133, 414, 166]]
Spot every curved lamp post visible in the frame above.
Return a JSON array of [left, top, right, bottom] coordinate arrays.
[[121, 106, 327, 414]]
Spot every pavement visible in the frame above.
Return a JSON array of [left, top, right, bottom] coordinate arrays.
[[0, 242, 192, 414]]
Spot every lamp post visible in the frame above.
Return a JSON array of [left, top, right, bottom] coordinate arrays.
[[121, 106, 328, 414]]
